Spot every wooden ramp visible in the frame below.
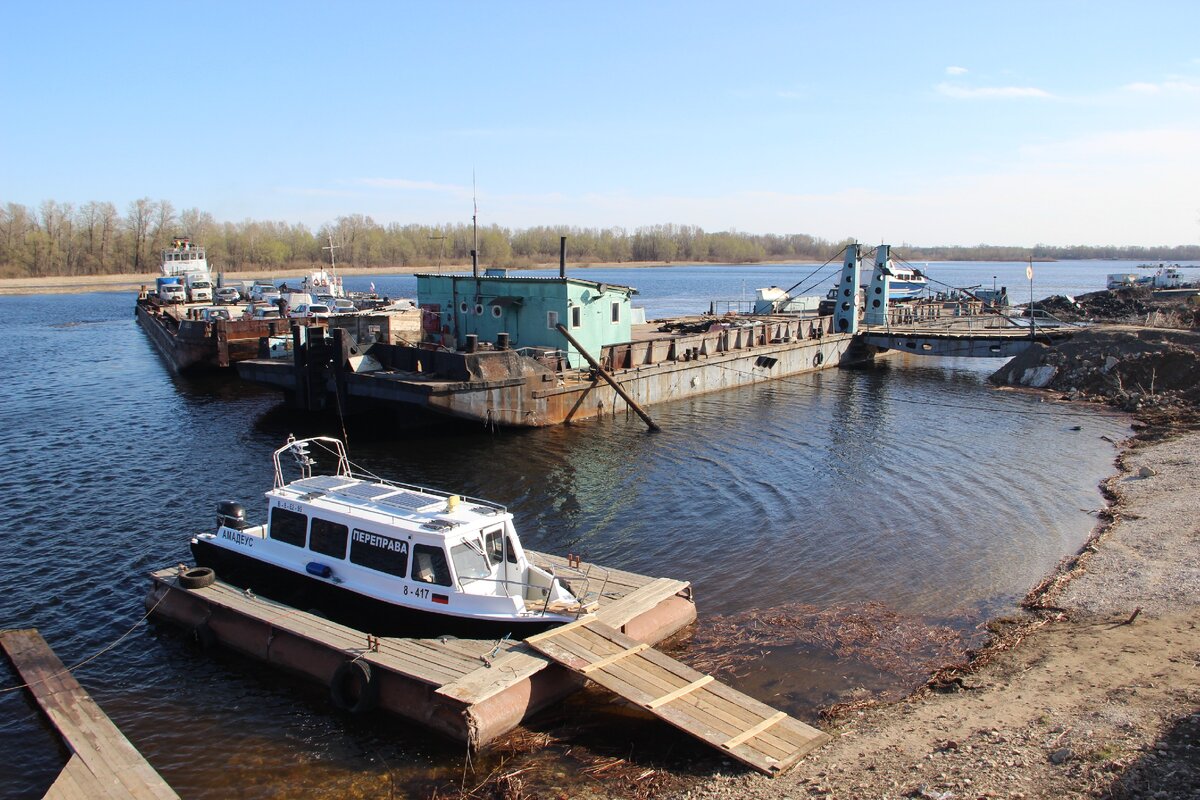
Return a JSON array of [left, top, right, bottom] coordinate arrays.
[[525, 619, 830, 776], [0, 629, 178, 800]]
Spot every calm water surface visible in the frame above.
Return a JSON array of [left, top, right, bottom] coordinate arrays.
[[0, 263, 1133, 797]]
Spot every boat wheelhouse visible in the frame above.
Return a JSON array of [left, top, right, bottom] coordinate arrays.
[[160, 236, 209, 278], [881, 265, 928, 300], [190, 437, 598, 638]]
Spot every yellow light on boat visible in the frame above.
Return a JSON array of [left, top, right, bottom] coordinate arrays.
[[446, 495, 460, 513]]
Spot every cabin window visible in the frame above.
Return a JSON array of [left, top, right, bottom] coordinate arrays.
[[309, 517, 348, 559], [484, 528, 518, 565], [546, 310, 558, 330], [451, 539, 491, 581], [571, 306, 581, 328], [611, 301, 620, 323], [349, 528, 409, 577], [269, 507, 308, 547], [412, 543, 452, 586]]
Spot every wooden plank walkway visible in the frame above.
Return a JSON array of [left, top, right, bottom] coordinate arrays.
[[525, 619, 830, 777], [0, 629, 178, 800]]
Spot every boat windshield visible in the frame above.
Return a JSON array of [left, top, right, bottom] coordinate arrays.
[[451, 537, 491, 581]]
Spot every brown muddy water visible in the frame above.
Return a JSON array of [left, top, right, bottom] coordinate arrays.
[[0, 285, 1129, 798]]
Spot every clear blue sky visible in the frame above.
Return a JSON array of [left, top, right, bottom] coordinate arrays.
[[3, 1, 1198, 246]]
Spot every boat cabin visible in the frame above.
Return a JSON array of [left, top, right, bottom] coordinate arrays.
[[192, 438, 583, 632], [415, 274, 636, 369], [161, 236, 209, 277]]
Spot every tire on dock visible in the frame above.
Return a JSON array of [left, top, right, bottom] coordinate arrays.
[[179, 567, 216, 590], [330, 659, 378, 714]]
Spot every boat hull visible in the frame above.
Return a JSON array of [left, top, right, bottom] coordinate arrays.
[[189, 537, 563, 639]]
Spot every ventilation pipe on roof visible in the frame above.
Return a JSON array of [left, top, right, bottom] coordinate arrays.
[[559, 236, 567, 278]]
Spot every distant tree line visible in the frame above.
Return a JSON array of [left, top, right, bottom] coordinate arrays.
[[2, 198, 1197, 278]]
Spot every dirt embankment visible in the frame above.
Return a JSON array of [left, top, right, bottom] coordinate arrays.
[[991, 326, 1200, 414], [1037, 286, 1200, 329]]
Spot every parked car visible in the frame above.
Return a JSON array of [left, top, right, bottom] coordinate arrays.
[[250, 305, 283, 320], [196, 307, 233, 323], [331, 298, 358, 312], [214, 286, 241, 304], [250, 282, 280, 303], [159, 283, 186, 303], [289, 303, 331, 320]]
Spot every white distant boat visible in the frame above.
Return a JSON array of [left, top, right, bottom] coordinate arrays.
[[877, 263, 928, 300], [301, 269, 346, 299], [189, 436, 598, 638], [159, 237, 208, 278], [753, 286, 822, 314]]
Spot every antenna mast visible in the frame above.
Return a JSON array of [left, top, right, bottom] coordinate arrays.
[[323, 233, 340, 272], [471, 171, 479, 278]]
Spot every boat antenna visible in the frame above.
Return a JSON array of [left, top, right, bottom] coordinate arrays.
[[323, 233, 340, 273], [471, 170, 479, 278]]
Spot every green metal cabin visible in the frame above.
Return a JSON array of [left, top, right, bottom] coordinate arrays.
[[416, 273, 636, 368]]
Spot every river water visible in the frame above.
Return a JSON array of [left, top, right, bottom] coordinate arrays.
[[0, 260, 1138, 798]]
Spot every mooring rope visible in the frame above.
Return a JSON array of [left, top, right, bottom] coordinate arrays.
[[0, 588, 172, 695]]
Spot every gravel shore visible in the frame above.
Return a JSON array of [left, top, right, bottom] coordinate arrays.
[[670, 427, 1200, 800]]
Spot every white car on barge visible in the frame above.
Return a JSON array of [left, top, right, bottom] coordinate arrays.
[[190, 436, 596, 638]]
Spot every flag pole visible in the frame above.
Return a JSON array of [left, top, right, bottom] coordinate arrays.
[[1027, 257, 1035, 341]]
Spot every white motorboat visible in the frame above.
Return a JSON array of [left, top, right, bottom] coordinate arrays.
[[190, 436, 598, 637]]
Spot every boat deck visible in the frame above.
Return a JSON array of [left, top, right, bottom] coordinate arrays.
[[146, 551, 696, 748]]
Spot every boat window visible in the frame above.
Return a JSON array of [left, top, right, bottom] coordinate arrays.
[[349, 528, 409, 577], [611, 301, 620, 323], [309, 517, 348, 559], [451, 539, 490, 581], [546, 310, 558, 330], [412, 543, 452, 586], [484, 528, 518, 565], [269, 507, 307, 547], [571, 306, 581, 328]]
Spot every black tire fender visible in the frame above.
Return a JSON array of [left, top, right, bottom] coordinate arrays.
[[330, 659, 378, 714], [813, 351, 824, 367], [179, 567, 216, 589]]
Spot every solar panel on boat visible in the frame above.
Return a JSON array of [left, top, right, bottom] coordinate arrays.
[[375, 488, 442, 512], [337, 483, 399, 500], [291, 475, 355, 492]]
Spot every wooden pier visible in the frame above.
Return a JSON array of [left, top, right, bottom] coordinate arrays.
[[146, 552, 829, 775], [146, 552, 698, 749], [0, 628, 178, 800]]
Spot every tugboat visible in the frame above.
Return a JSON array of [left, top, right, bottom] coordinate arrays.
[[190, 436, 597, 638]]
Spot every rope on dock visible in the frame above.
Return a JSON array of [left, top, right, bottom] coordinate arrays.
[[0, 588, 171, 695]]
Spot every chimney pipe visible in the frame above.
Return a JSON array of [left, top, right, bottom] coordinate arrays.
[[471, 249, 478, 278], [559, 236, 567, 278]]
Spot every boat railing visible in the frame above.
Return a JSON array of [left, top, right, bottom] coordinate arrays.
[[458, 559, 609, 618], [273, 436, 351, 487]]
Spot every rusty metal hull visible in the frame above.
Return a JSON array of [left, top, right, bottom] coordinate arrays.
[[135, 300, 294, 373], [240, 326, 871, 427]]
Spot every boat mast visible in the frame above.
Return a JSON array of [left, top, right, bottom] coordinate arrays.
[[471, 171, 479, 278], [323, 233, 340, 273]]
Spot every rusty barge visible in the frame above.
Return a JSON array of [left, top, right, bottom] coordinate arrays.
[[235, 245, 890, 427]]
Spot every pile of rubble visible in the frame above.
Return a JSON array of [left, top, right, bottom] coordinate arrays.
[[1036, 286, 1200, 327], [989, 327, 1200, 413]]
